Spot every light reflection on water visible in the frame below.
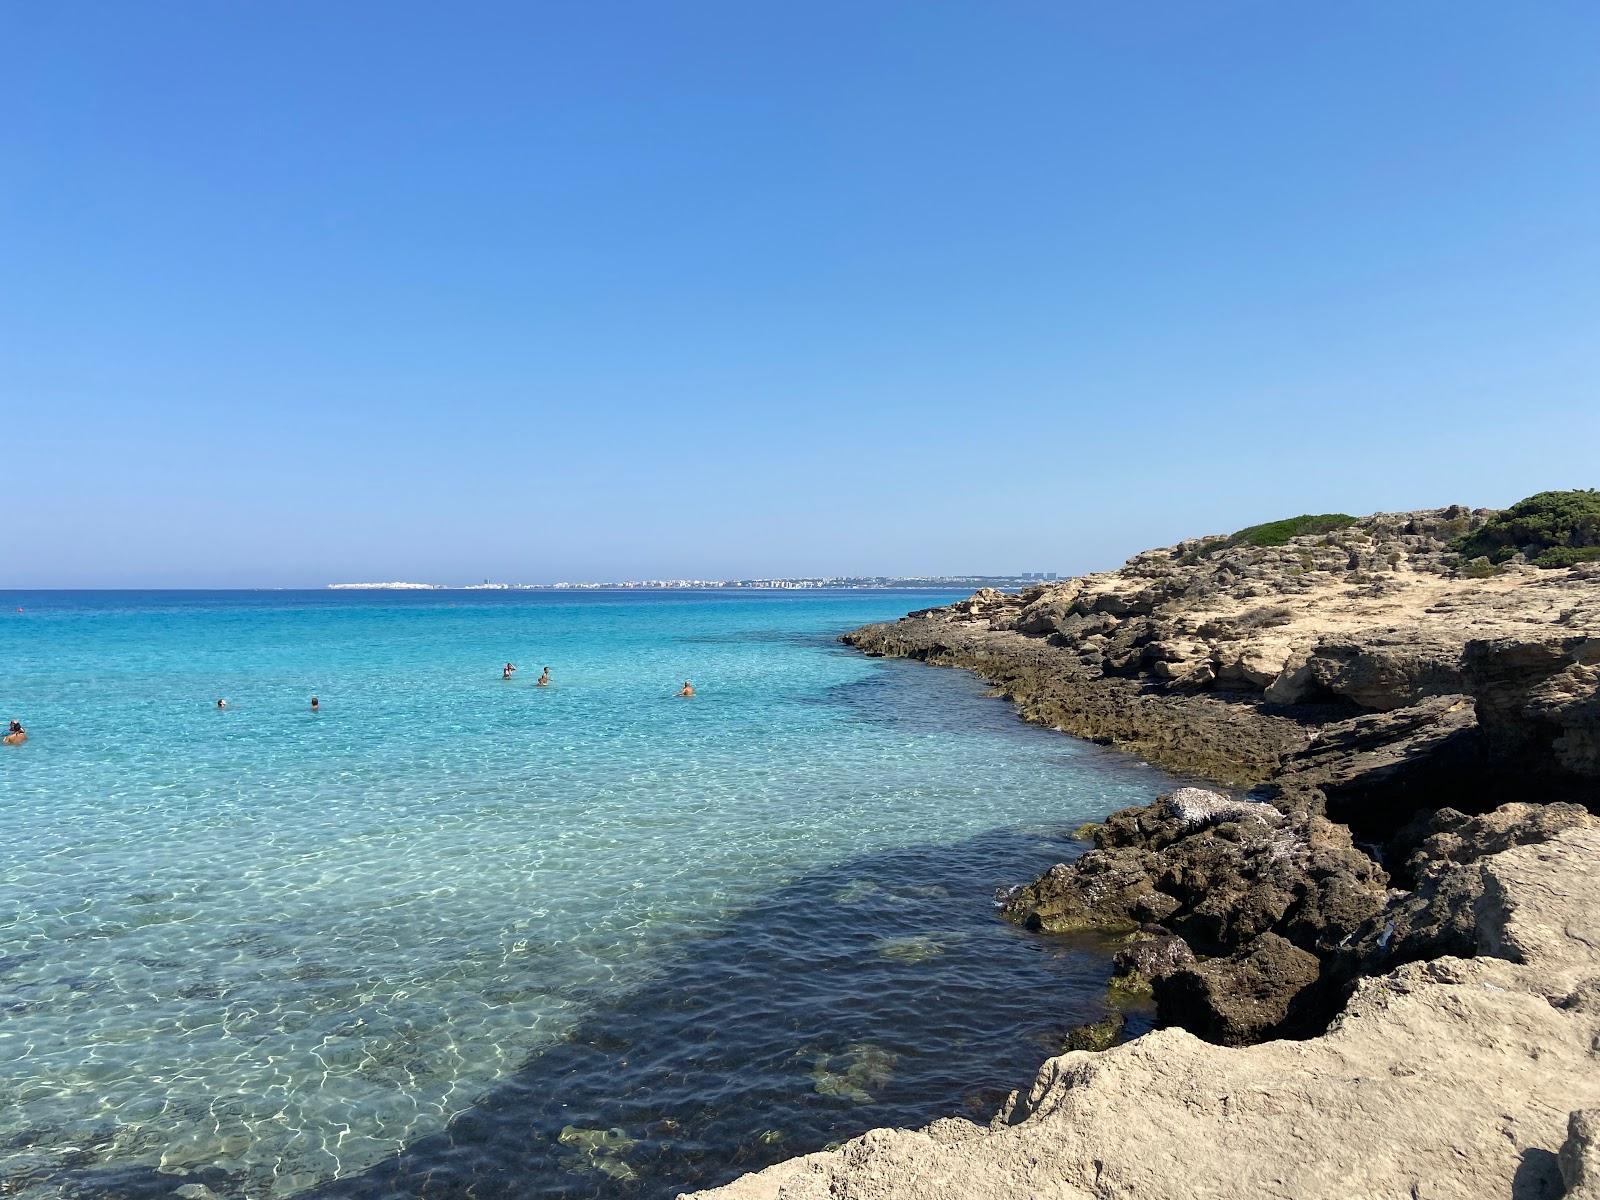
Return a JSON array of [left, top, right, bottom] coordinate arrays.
[[0, 591, 1171, 1197]]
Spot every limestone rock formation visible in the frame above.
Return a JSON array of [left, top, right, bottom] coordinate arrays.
[[1563, 1109, 1600, 1200], [850, 506, 1600, 746], [846, 503, 1599, 1047], [1340, 801, 1598, 977], [714, 502, 1600, 1200], [1466, 634, 1600, 778]]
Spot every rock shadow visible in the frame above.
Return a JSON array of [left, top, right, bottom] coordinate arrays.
[[50, 829, 1134, 1200]]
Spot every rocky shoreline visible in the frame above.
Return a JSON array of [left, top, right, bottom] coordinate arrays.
[[685, 502, 1600, 1200]]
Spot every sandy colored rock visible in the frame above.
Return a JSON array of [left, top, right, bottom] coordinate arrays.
[[1466, 635, 1600, 777], [849, 507, 1600, 750], [1563, 1109, 1600, 1199]]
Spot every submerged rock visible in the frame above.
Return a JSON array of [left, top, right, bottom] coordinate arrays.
[[809, 1043, 898, 1105], [831, 880, 882, 905], [557, 1124, 637, 1181], [873, 935, 947, 964]]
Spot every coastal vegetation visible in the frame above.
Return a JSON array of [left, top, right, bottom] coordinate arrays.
[[1186, 513, 1358, 563], [1224, 512, 1359, 548], [1450, 488, 1600, 567]]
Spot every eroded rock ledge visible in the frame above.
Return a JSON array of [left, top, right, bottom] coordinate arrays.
[[685, 506, 1600, 1200]]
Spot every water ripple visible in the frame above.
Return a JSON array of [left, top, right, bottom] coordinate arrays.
[[0, 591, 1171, 1198]]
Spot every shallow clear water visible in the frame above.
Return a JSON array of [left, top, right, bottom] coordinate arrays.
[[0, 591, 1172, 1198]]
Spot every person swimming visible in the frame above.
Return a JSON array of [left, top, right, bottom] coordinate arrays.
[[310, 696, 320, 712], [537, 667, 550, 687], [502, 662, 516, 680], [3, 719, 25, 746], [677, 680, 695, 698], [216, 699, 228, 709]]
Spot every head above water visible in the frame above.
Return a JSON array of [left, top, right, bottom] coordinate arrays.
[[217, 699, 227, 708]]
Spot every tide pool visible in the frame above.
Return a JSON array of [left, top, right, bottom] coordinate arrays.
[[0, 591, 1172, 1198]]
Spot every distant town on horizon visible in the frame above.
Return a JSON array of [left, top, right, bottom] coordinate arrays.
[[327, 573, 1064, 592]]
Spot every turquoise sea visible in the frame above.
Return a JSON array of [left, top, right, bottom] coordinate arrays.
[[0, 590, 1173, 1198]]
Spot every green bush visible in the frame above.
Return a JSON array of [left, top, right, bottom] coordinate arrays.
[[1532, 545, 1600, 569], [1460, 557, 1501, 579], [1451, 489, 1600, 568], [1201, 513, 1357, 557]]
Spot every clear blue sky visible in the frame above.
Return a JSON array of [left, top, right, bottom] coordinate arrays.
[[4, 2, 1597, 586]]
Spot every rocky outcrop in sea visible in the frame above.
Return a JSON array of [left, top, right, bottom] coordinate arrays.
[[686, 501, 1600, 1200]]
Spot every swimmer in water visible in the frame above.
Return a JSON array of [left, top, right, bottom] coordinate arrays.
[[3, 720, 25, 746], [537, 667, 550, 687], [677, 680, 695, 698], [503, 662, 516, 680], [310, 696, 320, 712], [216, 699, 228, 710]]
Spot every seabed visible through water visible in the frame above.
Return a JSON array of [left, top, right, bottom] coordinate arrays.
[[0, 590, 1173, 1198]]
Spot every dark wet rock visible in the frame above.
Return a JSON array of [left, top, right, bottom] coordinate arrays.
[[1001, 852, 1177, 936], [1059, 1010, 1125, 1053], [842, 621, 1307, 787], [1003, 784, 1386, 961], [1153, 932, 1323, 1046], [1108, 932, 1195, 996]]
